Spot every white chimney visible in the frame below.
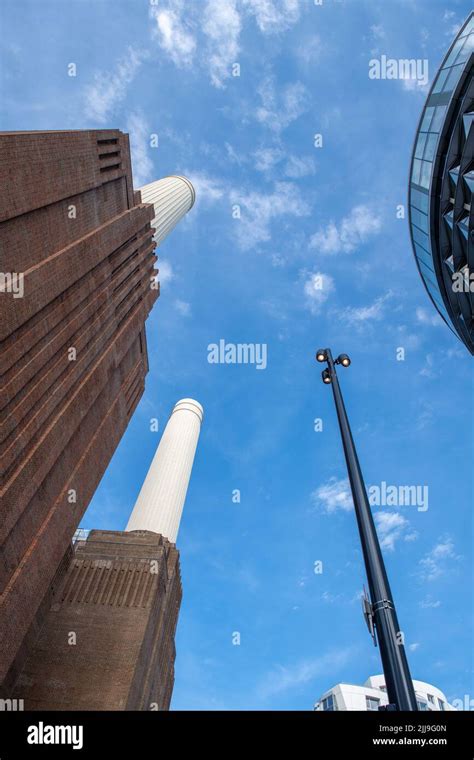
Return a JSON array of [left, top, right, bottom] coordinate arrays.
[[138, 176, 196, 247], [125, 399, 203, 544]]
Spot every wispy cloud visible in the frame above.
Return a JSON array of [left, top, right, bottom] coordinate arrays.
[[420, 595, 441, 609], [310, 205, 382, 255], [303, 271, 334, 315], [338, 292, 393, 324], [83, 47, 145, 123], [203, 0, 241, 88], [254, 147, 284, 171], [185, 171, 226, 206], [257, 647, 354, 700], [243, 0, 301, 34], [127, 111, 154, 188], [150, 3, 196, 68], [230, 181, 310, 250], [374, 511, 417, 552], [253, 147, 315, 178], [158, 260, 174, 286], [416, 307, 442, 327], [284, 154, 316, 178], [311, 477, 353, 514], [256, 77, 309, 132], [175, 299, 192, 317], [417, 536, 461, 582]]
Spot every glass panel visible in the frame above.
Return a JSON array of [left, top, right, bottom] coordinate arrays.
[[410, 206, 428, 232], [444, 38, 465, 67], [415, 244, 434, 271], [410, 187, 429, 213], [411, 158, 422, 184], [420, 106, 435, 131], [366, 697, 379, 711], [424, 273, 444, 303], [419, 260, 439, 290], [432, 67, 451, 94], [420, 160, 432, 189], [458, 214, 469, 238], [424, 132, 438, 161], [464, 17, 474, 36], [415, 131, 427, 158], [454, 33, 474, 64], [430, 105, 448, 132], [412, 224, 430, 249], [442, 65, 463, 94]]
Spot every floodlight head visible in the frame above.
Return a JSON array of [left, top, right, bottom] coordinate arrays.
[[322, 368, 332, 384], [337, 353, 351, 367], [316, 349, 327, 363]]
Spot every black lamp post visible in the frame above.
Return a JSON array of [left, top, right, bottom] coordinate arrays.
[[316, 347, 418, 712]]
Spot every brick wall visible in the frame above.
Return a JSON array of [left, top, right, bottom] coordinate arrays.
[[0, 130, 158, 688]]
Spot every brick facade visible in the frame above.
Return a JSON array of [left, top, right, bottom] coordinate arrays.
[[0, 130, 159, 690], [11, 530, 182, 710]]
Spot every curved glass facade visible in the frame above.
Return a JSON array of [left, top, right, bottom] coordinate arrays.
[[409, 13, 474, 353]]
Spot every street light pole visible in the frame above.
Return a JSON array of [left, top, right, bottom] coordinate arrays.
[[316, 348, 418, 711]]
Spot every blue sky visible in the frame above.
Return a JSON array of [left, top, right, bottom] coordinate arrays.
[[2, 0, 473, 710]]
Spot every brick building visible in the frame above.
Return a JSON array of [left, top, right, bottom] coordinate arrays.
[[0, 131, 196, 704]]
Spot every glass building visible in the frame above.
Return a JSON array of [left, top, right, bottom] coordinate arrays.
[[409, 13, 474, 353]]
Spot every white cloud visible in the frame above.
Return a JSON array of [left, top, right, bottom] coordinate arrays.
[[312, 477, 353, 514], [127, 111, 153, 188], [338, 292, 393, 324], [257, 647, 353, 700], [310, 205, 382, 255], [243, 0, 300, 34], [256, 77, 309, 132], [402, 76, 429, 95], [158, 260, 174, 286], [419, 353, 437, 379], [370, 24, 385, 40], [176, 173, 310, 251], [303, 271, 334, 314], [175, 299, 192, 317], [321, 590, 343, 604], [253, 149, 315, 177], [409, 642, 420, 652], [203, 0, 241, 88], [225, 142, 244, 165], [374, 511, 417, 552], [419, 595, 441, 609], [416, 307, 442, 327], [418, 536, 461, 582], [284, 154, 316, 178], [296, 34, 322, 65], [254, 147, 284, 171], [150, 5, 196, 68], [149, 1, 301, 89], [84, 47, 145, 124], [185, 171, 226, 206], [230, 181, 310, 250]]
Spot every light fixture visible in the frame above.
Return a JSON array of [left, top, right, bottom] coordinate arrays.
[[322, 368, 331, 384], [337, 353, 351, 367], [316, 349, 327, 363]]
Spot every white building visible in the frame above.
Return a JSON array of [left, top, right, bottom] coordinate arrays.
[[314, 675, 455, 712]]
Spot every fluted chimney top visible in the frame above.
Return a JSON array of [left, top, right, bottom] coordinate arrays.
[[138, 175, 196, 247], [166, 176, 196, 209], [172, 398, 203, 422]]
